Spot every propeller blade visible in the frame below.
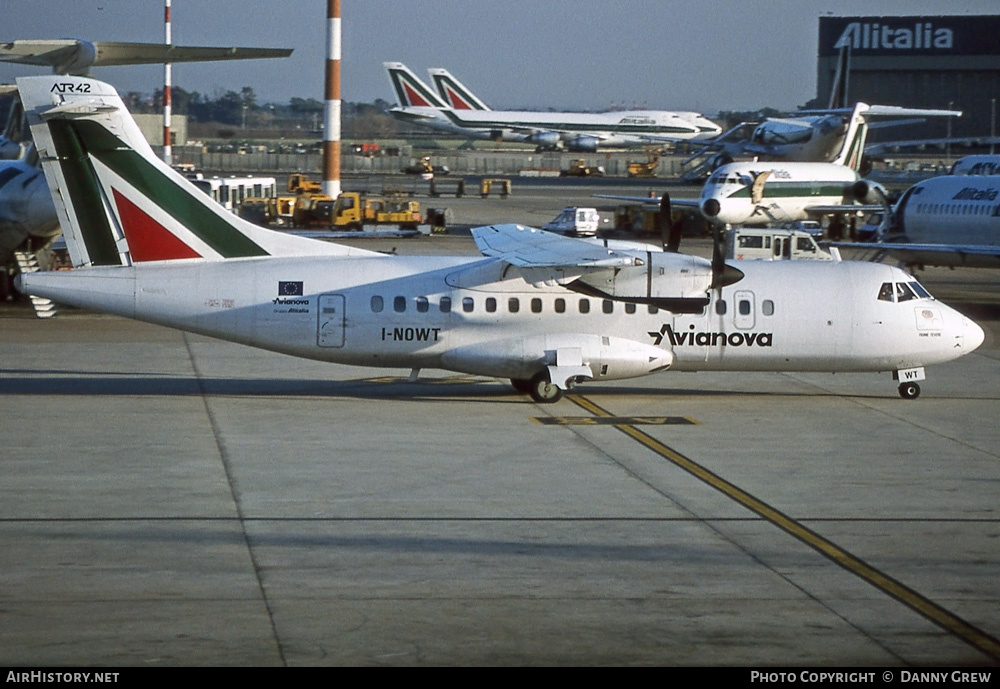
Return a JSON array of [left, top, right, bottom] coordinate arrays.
[[711, 226, 744, 289], [659, 193, 681, 252]]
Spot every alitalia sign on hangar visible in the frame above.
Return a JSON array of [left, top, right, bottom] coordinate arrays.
[[819, 15, 1000, 57]]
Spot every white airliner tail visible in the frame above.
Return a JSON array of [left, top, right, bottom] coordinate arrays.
[[830, 103, 869, 172], [428, 68, 491, 110], [384, 62, 449, 109], [17, 76, 369, 270]]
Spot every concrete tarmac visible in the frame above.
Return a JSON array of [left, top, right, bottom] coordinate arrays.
[[2, 184, 1000, 666]]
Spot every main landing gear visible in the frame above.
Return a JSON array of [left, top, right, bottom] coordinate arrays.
[[511, 372, 564, 404]]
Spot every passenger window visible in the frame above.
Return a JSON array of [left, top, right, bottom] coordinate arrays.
[[416, 296, 429, 313], [625, 303, 636, 314], [440, 296, 451, 313], [762, 300, 774, 316], [602, 300, 614, 314], [579, 299, 590, 314], [371, 296, 384, 313], [738, 300, 751, 315], [486, 297, 497, 313], [555, 298, 566, 313], [394, 296, 406, 313], [463, 297, 474, 312], [508, 297, 520, 313], [647, 304, 659, 314], [715, 299, 727, 315], [531, 298, 542, 313], [877, 282, 894, 302]]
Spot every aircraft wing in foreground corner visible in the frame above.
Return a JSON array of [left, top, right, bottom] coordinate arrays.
[[0, 39, 292, 75], [15, 75, 984, 402]]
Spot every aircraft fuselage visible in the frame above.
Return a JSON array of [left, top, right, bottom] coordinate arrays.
[[21, 254, 981, 382]]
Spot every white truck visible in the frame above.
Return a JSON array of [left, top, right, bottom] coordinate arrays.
[[541, 207, 601, 237], [726, 228, 835, 261]]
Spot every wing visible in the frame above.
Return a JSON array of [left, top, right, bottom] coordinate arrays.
[[834, 241, 1000, 268], [805, 203, 885, 215], [593, 194, 701, 209], [472, 224, 641, 269]]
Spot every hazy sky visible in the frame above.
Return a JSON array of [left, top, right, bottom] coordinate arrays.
[[1, 0, 996, 114]]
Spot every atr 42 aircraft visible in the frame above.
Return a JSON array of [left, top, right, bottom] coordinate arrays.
[[15, 75, 983, 402], [846, 174, 1000, 269], [0, 38, 292, 306], [385, 62, 721, 152]]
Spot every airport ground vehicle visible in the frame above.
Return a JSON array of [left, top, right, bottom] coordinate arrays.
[[726, 229, 833, 261], [627, 152, 660, 178], [562, 159, 605, 177], [542, 207, 601, 237], [285, 174, 422, 230], [293, 191, 422, 230], [189, 175, 278, 213]]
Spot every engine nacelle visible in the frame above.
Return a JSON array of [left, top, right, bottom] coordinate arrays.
[[566, 135, 599, 153], [440, 333, 674, 384], [525, 131, 560, 147], [574, 251, 716, 312]]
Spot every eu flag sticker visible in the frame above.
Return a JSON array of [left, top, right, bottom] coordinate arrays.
[[278, 281, 304, 296]]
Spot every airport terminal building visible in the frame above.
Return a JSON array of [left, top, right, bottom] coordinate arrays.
[[816, 15, 1000, 143]]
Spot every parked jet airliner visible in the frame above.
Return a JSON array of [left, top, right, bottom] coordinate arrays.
[[599, 103, 885, 227], [427, 66, 722, 140], [15, 76, 983, 401], [385, 62, 720, 152], [846, 174, 1000, 269]]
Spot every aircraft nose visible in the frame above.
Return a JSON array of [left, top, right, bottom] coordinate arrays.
[[702, 198, 721, 218], [963, 316, 985, 352]]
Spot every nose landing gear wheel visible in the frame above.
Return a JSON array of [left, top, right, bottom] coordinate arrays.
[[898, 382, 921, 399], [529, 371, 563, 403]]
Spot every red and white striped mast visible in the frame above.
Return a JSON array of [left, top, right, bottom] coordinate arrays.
[[163, 0, 172, 165], [322, 0, 341, 199]]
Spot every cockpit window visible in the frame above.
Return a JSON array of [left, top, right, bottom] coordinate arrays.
[[895, 282, 917, 302], [878, 281, 932, 303]]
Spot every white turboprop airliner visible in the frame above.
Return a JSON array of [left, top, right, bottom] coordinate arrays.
[[845, 174, 1000, 269], [385, 62, 720, 152], [16, 76, 984, 401]]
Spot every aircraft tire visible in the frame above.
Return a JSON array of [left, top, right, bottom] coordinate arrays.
[[528, 372, 563, 404], [898, 382, 921, 400], [510, 378, 532, 394]]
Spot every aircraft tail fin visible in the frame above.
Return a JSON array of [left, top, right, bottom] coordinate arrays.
[[17, 75, 365, 270], [428, 68, 490, 110], [383, 62, 448, 109], [831, 103, 869, 172], [827, 44, 851, 110]]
